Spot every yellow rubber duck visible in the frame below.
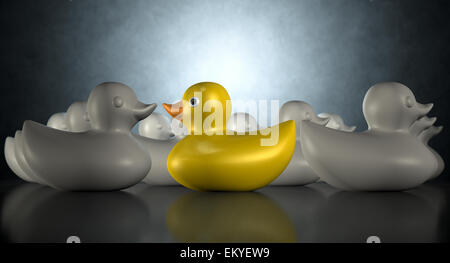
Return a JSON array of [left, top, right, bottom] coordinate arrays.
[[163, 82, 296, 191]]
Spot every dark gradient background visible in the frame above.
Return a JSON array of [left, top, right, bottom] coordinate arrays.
[[1, 0, 449, 180], [1, 0, 450, 243]]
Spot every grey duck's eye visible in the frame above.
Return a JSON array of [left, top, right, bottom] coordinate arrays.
[[304, 112, 311, 120], [113, 96, 124, 108], [405, 96, 414, 108]]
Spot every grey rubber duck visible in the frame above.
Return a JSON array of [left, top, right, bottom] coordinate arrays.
[[19, 82, 156, 191], [270, 101, 330, 186], [139, 112, 176, 140], [318, 113, 356, 132], [300, 82, 441, 191], [136, 113, 185, 186], [65, 101, 91, 132], [46, 113, 69, 131]]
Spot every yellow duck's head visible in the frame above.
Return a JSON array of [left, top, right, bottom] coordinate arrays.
[[163, 82, 231, 135]]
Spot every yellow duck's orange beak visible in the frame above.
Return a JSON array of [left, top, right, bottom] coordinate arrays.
[[163, 101, 183, 121]]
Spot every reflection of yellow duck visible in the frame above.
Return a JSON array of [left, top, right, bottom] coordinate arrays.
[[166, 192, 296, 242], [163, 82, 296, 191]]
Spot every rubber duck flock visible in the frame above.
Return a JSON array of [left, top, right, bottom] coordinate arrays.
[[4, 81, 444, 191]]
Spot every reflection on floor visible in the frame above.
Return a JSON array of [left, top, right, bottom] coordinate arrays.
[[1, 180, 449, 243]]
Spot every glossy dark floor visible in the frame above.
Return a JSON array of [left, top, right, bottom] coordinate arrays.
[[1, 176, 449, 243]]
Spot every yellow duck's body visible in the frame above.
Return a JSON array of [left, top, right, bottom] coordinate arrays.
[[164, 82, 296, 191], [168, 121, 296, 191]]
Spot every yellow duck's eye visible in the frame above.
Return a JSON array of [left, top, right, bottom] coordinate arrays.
[[189, 97, 199, 107]]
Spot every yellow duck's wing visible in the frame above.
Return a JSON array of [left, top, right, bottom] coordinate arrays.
[[167, 120, 296, 191]]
